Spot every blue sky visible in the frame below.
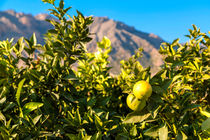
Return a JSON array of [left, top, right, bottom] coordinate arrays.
[[0, 0, 210, 42]]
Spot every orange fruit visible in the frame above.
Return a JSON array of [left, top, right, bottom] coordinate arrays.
[[133, 81, 152, 100], [126, 94, 146, 111]]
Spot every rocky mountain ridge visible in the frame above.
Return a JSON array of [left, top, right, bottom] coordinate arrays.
[[0, 10, 164, 74]]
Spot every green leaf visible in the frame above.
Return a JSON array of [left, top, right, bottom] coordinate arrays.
[[64, 74, 78, 81], [159, 124, 168, 140], [172, 74, 183, 83], [162, 79, 172, 91], [0, 111, 6, 125], [3, 102, 16, 112], [123, 110, 151, 124], [91, 132, 102, 140], [16, 37, 24, 54], [23, 102, 44, 116], [30, 33, 37, 46], [83, 135, 92, 140], [202, 118, 210, 131], [52, 55, 58, 67], [183, 104, 200, 112], [94, 114, 103, 131], [203, 74, 210, 80], [16, 79, 26, 106], [75, 108, 81, 125], [177, 131, 187, 140], [66, 134, 78, 140], [42, 0, 55, 4], [144, 125, 160, 137], [200, 110, 210, 117], [33, 114, 42, 125], [130, 125, 137, 137], [59, 0, 64, 9], [0, 97, 6, 105], [172, 38, 180, 46], [97, 36, 111, 49], [192, 24, 197, 31]]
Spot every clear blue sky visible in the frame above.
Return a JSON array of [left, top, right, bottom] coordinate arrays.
[[0, 0, 210, 42]]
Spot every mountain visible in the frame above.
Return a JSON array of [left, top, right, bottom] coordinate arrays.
[[88, 17, 164, 74], [0, 10, 164, 74], [0, 10, 53, 44]]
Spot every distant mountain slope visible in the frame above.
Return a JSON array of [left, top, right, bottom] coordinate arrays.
[[0, 10, 164, 74], [0, 10, 53, 44], [88, 17, 164, 74]]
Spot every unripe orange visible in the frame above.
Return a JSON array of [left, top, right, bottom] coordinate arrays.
[[126, 94, 146, 111], [133, 81, 152, 100]]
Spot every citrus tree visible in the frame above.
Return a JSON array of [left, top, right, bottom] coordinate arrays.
[[0, 0, 209, 139]]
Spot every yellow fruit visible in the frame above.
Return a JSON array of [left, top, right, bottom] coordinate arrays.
[[126, 94, 146, 111], [133, 81, 152, 100]]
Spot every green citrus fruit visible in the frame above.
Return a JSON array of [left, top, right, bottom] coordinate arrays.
[[126, 94, 146, 111], [133, 80, 152, 100]]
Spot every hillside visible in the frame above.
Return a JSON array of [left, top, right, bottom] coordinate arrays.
[[88, 17, 164, 74], [0, 10, 164, 74]]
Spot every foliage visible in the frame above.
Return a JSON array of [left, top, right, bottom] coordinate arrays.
[[0, 0, 209, 139]]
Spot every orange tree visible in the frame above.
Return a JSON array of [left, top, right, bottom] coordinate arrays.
[[0, 0, 209, 139]]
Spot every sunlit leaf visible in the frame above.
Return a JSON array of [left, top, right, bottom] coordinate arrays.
[[123, 110, 151, 124], [33, 114, 42, 125], [0, 111, 6, 125], [202, 118, 210, 131], [23, 102, 44, 116], [177, 131, 187, 140], [16, 79, 26, 106], [159, 124, 168, 140], [144, 125, 160, 137]]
